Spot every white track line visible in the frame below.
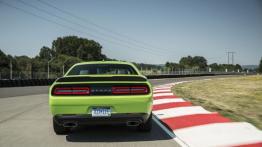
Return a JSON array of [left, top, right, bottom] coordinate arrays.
[[153, 106, 212, 119], [175, 81, 188, 84], [162, 84, 175, 86], [153, 98, 185, 105], [153, 89, 171, 92], [174, 122, 262, 147], [154, 86, 172, 90], [154, 88, 171, 91], [154, 88, 172, 91], [154, 89, 172, 93], [153, 92, 174, 97]]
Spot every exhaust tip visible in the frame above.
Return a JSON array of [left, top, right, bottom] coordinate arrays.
[[126, 121, 141, 127], [63, 122, 78, 128]]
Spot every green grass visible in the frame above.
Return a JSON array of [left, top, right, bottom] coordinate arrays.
[[173, 75, 262, 129]]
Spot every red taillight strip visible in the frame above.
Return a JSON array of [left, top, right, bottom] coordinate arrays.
[[54, 87, 72, 95], [53, 87, 90, 95], [130, 86, 148, 94], [112, 86, 149, 94]]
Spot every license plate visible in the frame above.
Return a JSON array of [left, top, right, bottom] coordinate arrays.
[[91, 108, 111, 117]]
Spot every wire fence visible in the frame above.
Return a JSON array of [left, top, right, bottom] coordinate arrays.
[[0, 68, 244, 80], [0, 71, 61, 80]]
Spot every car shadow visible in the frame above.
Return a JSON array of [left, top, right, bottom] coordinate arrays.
[[66, 120, 173, 142]]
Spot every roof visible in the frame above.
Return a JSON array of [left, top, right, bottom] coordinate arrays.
[[75, 61, 133, 66], [65, 61, 142, 76]]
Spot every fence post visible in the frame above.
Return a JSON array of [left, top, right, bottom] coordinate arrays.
[[10, 60, 12, 80], [209, 67, 212, 73]]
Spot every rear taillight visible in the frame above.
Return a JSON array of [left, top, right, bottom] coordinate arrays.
[[53, 87, 90, 95], [112, 86, 149, 95], [130, 86, 148, 94]]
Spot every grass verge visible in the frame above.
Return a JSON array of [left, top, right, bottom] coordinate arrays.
[[173, 75, 262, 129]]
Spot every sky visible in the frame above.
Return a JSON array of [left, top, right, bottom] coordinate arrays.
[[0, 0, 261, 65]]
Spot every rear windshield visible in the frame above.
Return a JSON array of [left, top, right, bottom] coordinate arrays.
[[67, 64, 138, 75]]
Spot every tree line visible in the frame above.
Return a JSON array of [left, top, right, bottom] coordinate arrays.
[[0, 36, 108, 79], [165, 55, 242, 73], [0, 35, 261, 79], [0, 36, 161, 79], [259, 58, 262, 73]]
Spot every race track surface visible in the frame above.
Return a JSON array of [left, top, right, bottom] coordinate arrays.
[[0, 75, 237, 147]]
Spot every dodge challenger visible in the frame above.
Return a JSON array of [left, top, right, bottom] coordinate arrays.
[[49, 61, 153, 134]]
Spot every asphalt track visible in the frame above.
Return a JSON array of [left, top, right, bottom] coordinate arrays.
[[0, 75, 238, 147]]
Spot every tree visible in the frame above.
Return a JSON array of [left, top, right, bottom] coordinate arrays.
[[0, 49, 9, 69], [165, 62, 181, 71], [208, 63, 242, 72], [209, 63, 219, 70], [14, 56, 32, 78], [165, 62, 171, 68], [31, 56, 46, 78], [39, 46, 55, 60], [259, 57, 262, 73], [0, 49, 10, 79], [235, 64, 242, 71], [15, 56, 31, 71], [192, 56, 207, 69], [179, 56, 207, 70], [179, 56, 193, 68], [52, 36, 107, 61]]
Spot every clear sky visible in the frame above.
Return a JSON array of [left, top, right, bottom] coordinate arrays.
[[0, 0, 261, 65]]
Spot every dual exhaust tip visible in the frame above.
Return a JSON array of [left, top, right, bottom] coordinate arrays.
[[126, 120, 142, 126], [63, 122, 78, 128], [62, 120, 142, 127]]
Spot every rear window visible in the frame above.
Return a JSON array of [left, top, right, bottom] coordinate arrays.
[[67, 64, 138, 75]]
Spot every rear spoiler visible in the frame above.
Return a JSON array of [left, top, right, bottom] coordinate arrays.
[[56, 76, 147, 82]]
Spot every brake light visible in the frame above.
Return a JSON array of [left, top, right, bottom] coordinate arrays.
[[130, 86, 148, 94], [112, 86, 149, 95], [53, 87, 90, 95]]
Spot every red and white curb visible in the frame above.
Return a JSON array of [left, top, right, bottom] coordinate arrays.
[[153, 82, 262, 147]]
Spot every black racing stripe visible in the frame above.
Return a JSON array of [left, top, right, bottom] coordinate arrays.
[[56, 76, 147, 82]]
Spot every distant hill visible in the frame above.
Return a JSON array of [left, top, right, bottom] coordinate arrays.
[[241, 65, 258, 70]]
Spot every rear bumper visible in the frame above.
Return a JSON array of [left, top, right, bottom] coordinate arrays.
[[54, 113, 149, 125], [49, 95, 153, 115]]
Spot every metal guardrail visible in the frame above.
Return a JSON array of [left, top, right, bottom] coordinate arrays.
[[0, 72, 245, 88]]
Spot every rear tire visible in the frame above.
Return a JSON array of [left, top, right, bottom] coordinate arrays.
[[138, 113, 152, 132], [53, 117, 70, 135]]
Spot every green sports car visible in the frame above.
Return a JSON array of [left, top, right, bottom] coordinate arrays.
[[49, 61, 153, 134]]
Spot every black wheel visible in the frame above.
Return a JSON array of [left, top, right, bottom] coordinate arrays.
[[138, 113, 152, 132], [53, 117, 70, 135]]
